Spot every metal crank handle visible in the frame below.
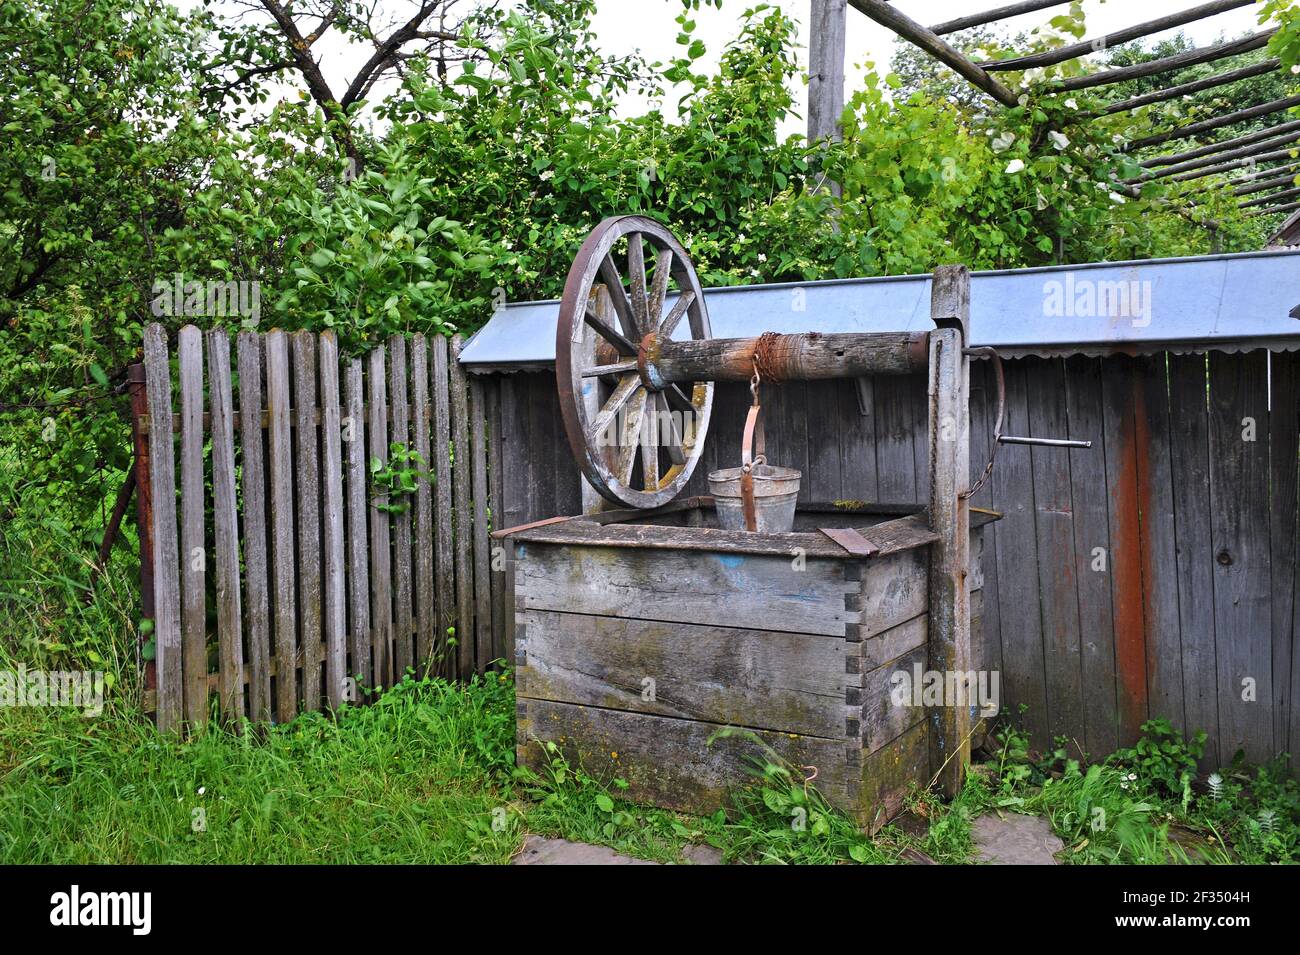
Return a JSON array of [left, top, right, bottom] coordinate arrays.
[[998, 435, 1092, 449]]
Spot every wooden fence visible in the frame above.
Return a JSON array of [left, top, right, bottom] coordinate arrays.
[[485, 350, 1300, 770], [138, 325, 1300, 771], [139, 324, 502, 730]]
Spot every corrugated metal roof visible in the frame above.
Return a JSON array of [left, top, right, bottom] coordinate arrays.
[[459, 249, 1300, 369]]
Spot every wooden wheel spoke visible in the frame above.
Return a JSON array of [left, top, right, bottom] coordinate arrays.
[[664, 382, 695, 414], [659, 393, 686, 466], [648, 247, 674, 330], [616, 389, 649, 485], [598, 254, 638, 340], [627, 232, 650, 336], [589, 374, 641, 444], [584, 306, 637, 355], [582, 359, 637, 378], [659, 289, 695, 339]]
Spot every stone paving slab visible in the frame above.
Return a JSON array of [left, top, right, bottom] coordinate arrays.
[[513, 835, 724, 865], [971, 813, 1063, 865]]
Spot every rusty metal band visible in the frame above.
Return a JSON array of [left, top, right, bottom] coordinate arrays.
[[752, 331, 787, 385]]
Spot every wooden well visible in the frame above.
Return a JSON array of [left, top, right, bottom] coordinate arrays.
[[499, 499, 996, 830]]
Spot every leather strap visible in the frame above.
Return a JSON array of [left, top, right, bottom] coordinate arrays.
[[740, 403, 766, 532]]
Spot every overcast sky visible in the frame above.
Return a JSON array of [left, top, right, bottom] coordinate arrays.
[[188, 1, 1271, 137]]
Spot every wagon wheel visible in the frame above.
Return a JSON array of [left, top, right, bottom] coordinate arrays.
[[556, 216, 714, 509]]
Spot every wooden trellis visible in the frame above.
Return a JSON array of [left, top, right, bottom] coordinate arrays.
[[807, 1, 1300, 226]]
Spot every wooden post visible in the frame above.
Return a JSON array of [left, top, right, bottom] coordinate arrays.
[[927, 266, 971, 798], [808, 0, 846, 197]]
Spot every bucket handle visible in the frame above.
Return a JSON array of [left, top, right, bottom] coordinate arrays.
[[739, 371, 767, 532]]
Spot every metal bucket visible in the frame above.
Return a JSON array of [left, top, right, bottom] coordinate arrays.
[[708, 464, 801, 533]]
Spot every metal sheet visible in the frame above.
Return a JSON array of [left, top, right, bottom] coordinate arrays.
[[459, 249, 1300, 369]]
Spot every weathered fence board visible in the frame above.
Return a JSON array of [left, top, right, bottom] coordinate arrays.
[[368, 345, 392, 689], [1063, 356, 1118, 757], [411, 335, 435, 675], [266, 330, 298, 720], [206, 329, 244, 720], [236, 332, 272, 721], [449, 335, 474, 679], [293, 331, 323, 709], [143, 325, 182, 731], [178, 327, 208, 725], [343, 358, 371, 692], [388, 335, 414, 678], [1168, 353, 1221, 766], [431, 335, 455, 679], [319, 332, 347, 709]]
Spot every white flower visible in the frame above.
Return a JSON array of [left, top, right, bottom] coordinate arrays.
[[1048, 130, 1070, 150], [538, 169, 555, 181], [198, 786, 206, 795], [757, 253, 767, 262], [1109, 191, 1127, 204], [1005, 158, 1026, 174], [1292, 64, 1300, 74], [1064, 98, 1078, 110]]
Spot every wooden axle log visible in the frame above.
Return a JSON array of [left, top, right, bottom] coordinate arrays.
[[643, 331, 930, 385]]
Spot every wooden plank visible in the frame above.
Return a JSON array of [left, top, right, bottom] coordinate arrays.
[[517, 609, 851, 739], [318, 332, 347, 709], [143, 324, 182, 731], [859, 612, 927, 672], [497, 374, 528, 528], [780, 379, 810, 502], [265, 330, 298, 721], [517, 698, 854, 816], [839, 375, 879, 504], [177, 326, 208, 726], [449, 334, 475, 678], [431, 336, 455, 678], [469, 377, 493, 669], [206, 328, 244, 720], [1025, 358, 1083, 751], [292, 330, 322, 710], [388, 334, 413, 678], [858, 720, 929, 833], [486, 381, 506, 663], [1063, 356, 1119, 757], [510, 511, 937, 560], [967, 360, 1002, 680], [410, 334, 435, 674], [873, 372, 919, 503], [343, 358, 372, 692], [1207, 351, 1274, 763], [1167, 354, 1220, 766], [1136, 355, 1186, 735], [861, 642, 928, 753], [1101, 356, 1149, 745], [990, 359, 1048, 746], [1269, 351, 1299, 772], [515, 544, 857, 637], [856, 549, 928, 639], [236, 332, 272, 721], [368, 345, 392, 689]]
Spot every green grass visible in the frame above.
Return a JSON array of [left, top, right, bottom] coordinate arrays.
[[1, 508, 1294, 864]]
